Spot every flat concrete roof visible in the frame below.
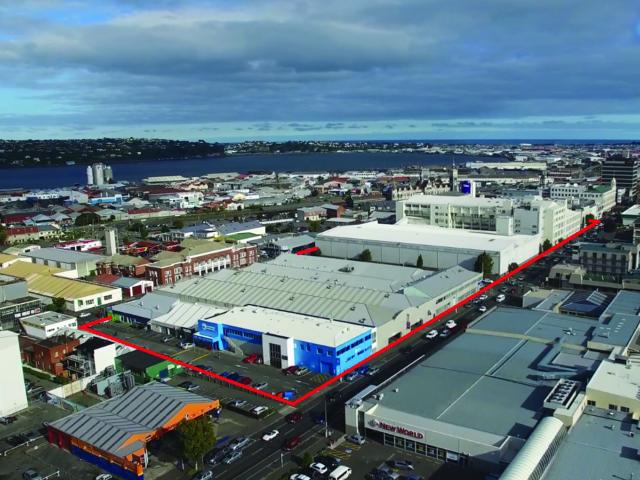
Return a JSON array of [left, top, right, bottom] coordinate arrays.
[[20, 311, 76, 327], [402, 194, 512, 207], [206, 306, 370, 347], [318, 222, 539, 253], [544, 407, 640, 480]]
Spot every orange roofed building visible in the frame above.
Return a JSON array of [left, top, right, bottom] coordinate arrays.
[[47, 382, 220, 479]]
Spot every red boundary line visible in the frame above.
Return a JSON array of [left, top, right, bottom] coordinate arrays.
[[80, 219, 600, 407]]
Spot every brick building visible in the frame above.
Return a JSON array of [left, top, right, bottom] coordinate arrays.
[[145, 239, 257, 286], [20, 335, 81, 376], [96, 254, 151, 277]]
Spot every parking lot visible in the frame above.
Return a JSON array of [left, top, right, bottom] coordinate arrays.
[[95, 321, 336, 401]]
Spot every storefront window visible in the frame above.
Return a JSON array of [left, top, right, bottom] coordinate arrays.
[[384, 434, 394, 447], [405, 440, 415, 452], [416, 443, 426, 456], [427, 446, 437, 458], [437, 448, 446, 460], [394, 437, 405, 449]]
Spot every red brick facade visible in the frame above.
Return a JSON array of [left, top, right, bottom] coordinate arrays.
[[145, 244, 257, 286], [20, 336, 80, 377]]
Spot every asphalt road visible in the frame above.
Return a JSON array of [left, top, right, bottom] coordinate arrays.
[[211, 297, 498, 480]]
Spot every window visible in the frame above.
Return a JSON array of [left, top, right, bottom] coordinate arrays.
[[609, 404, 618, 411], [587, 400, 596, 406], [620, 406, 630, 413]]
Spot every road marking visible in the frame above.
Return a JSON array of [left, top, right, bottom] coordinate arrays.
[[190, 352, 211, 363]]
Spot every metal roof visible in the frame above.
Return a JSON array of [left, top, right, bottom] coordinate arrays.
[[22, 247, 105, 264], [49, 382, 216, 458], [111, 292, 177, 320], [499, 416, 565, 480], [543, 408, 640, 480], [150, 301, 224, 330]]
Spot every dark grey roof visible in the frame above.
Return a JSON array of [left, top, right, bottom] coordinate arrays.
[[216, 220, 262, 236], [111, 292, 177, 320], [117, 350, 165, 370], [48, 382, 215, 458]]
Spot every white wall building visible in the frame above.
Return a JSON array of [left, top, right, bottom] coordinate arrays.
[[513, 199, 582, 244], [0, 331, 29, 416], [20, 311, 78, 340], [316, 222, 540, 274], [396, 195, 515, 234], [549, 180, 616, 217]]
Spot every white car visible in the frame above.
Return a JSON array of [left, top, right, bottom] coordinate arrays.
[[95, 475, 113, 480], [289, 475, 311, 480], [79, 312, 91, 318], [251, 406, 268, 415], [445, 320, 457, 329], [262, 429, 279, 441], [496, 294, 506, 303], [424, 329, 438, 340], [478, 294, 488, 301], [310, 462, 328, 474], [180, 341, 195, 350], [478, 305, 487, 313]]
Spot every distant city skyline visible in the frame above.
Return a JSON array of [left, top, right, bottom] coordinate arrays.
[[1, 1, 639, 140]]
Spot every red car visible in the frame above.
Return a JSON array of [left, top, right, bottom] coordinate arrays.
[[286, 411, 303, 423], [243, 353, 261, 364], [283, 436, 301, 451], [239, 376, 252, 385], [282, 366, 299, 375]]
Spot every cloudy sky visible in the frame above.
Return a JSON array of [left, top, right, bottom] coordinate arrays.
[[0, 0, 639, 140]]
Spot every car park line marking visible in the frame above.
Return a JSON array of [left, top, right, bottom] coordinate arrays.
[[190, 352, 211, 363], [80, 219, 600, 406]]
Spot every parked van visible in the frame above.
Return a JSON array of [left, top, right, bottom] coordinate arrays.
[[496, 294, 506, 303], [329, 465, 352, 480]]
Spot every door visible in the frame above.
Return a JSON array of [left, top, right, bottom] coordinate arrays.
[[269, 343, 282, 369]]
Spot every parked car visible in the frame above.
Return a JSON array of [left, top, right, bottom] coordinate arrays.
[[282, 366, 299, 375], [0, 416, 18, 425], [439, 328, 452, 338], [314, 455, 341, 470], [228, 372, 242, 382], [180, 341, 195, 349], [347, 434, 366, 445], [276, 390, 297, 400], [289, 475, 311, 480], [356, 365, 370, 375], [387, 459, 414, 471], [445, 320, 457, 329], [223, 450, 243, 464], [178, 381, 199, 392], [294, 366, 309, 376], [192, 471, 213, 480], [251, 406, 268, 415], [312, 413, 326, 425], [283, 435, 301, 451], [162, 336, 173, 343], [239, 376, 252, 385], [344, 371, 359, 381], [478, 294, 488, 301], [286, 411, 303, 423], [22, 470, 42, 480], [229, 399, 247, 408], [253, 381, 268, 390], [95, 474, 113, 480], [79, 312, 91, 318], [310, 462, 329, 474], [424, 329, 438, 340], [243, 353, 261, 364], [496, 294, 506, 303], [229, 436, 251, 451], [478, 305, 487, 313], [367, 366, 380, 376], [262, 429, 279, 441]]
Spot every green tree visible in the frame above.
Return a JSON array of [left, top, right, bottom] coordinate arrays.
[[178, 416, 216, 471], [541, 239, 552, 252], [416, 254, 424, 269], [474, 252, 493, 277], [0, 226, 7, 245], [75, 212, 101, 226], [161, 225, 170, 233], [301, 451, 314, 468], [585, 213, 595, 223], [359, 249, 372, 262], [603, 217, 617, 233], [308, 220, 321, 232], [344, 192, 354, 208], [508, 262, 519, 272], [172, 219, 184, 229], [47, 297, 66, 313], [128, 222, 149, 239]]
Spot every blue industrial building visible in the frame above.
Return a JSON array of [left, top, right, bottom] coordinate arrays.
[[194, 306, 372, 375]]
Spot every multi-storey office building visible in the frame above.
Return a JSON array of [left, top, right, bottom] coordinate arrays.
[[549, 180, 616, 217], [601, 155, 639, 202]]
